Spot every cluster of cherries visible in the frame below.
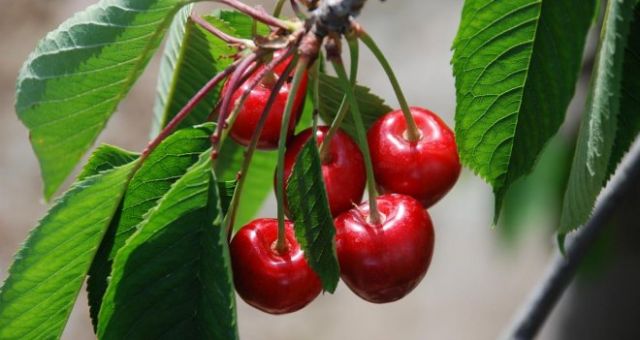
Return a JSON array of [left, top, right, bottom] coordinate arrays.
[[226, 52, 461, 314]]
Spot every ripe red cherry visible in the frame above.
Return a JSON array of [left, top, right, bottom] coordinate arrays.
[[224, 52, 308, 150], [281, 126, 366, 217], [230, 218, 321, 314], [367, 107, 461, 207], [334, 194, 434, 303]]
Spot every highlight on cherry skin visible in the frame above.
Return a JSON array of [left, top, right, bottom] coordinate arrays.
[[224, 51, 309, 150], [334, 193, 435, 303], [281, 126, 366, 217], [229, 218, 322, 314], [367, 106, 461, 207]]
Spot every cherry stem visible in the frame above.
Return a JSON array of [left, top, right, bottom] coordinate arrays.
[[217, 0, 292, 30], [311, 53, 321, 115], [319, 37, 359, 162], [290, 0, 307, 20], [357, 29, 420, 142], [330, 58, 381, 225], [141, 60, 239, 160], [223, 53, 296, 240], [273, 0, 286, 17], [191, 14, 254, 48], [211, 53, 260, 157], [275, 56, 309, 253]]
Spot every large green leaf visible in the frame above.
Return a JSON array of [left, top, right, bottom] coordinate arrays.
[[152, 7, 237, 137], [16, 0, 193, 199], [452, 0, 596, 219], [560, 0, 639, 233], [0, 148, 138, 339], [608, 3, 640, 175], [316, 74, 391, 138], [286, 137, 340, 293], [87, 124, 214, 326], [97, 154, 237, 339], [215, 140, 277, 229]]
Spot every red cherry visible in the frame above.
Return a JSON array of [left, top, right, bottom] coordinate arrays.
[[224, 52, 308, 149], [281, 126, 366, 217], [367, 107, 461, 207], [334, 194, 434, 303], [230, 218, 321, 314]]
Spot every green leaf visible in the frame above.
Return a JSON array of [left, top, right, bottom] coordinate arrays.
[[87, 124, 214, 325], [560, 0, 639, 233], [286, 137, 340, 293], [452, 0, 597, 220], [0, 150, 138, 339], [316, 74, 391, 139], [215, 140, 277, 229], [77, 145, 139, 181], [16, 0, 194, 200], [607, 3, 640, 175], [97, 154, 238, 339], [152, 7, 237, 137]]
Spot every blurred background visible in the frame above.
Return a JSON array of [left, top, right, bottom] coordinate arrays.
[[1, 0, 639, 339]]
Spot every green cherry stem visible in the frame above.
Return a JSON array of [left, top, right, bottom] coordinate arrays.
[[273, 0, 286, 17], [358, 30, 420, 142], [289, 0, 307, 20], [223, 54, 296, 240], [319, 37, 359, 162], [275, 55, 309, 253], [330, 58, 381, 225]]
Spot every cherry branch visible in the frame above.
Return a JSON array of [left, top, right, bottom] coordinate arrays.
[[312, 0, 369, 36], [503, 142, 640, 339]]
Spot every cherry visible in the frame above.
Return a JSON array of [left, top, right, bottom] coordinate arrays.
[[230, 218, 322, 314], [281, 126, 366, 217], [367, 107, 461, 207], [334, 194, 434, 303], [224, 51, 308, 150]]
